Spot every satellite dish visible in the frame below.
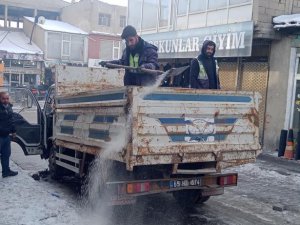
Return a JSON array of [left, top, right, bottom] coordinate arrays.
[[38, 16, 46, 25]]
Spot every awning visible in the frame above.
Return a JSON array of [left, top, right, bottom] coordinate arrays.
[[273, 14, 300, 29]]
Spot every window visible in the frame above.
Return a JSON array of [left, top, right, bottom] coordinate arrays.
[[98, 13, 111, 26], [100, 40, 113, 60], [142, 0, 158, 29], [177, 0, 188, 15], [62, 34, 71, 57], [159, 0, 169, 27], [99, 40, 121, 60], [113, 41, 121, 59], [47, 32, 62, 59], [189, 0, 207, 13], [70, 36, 84, 61], [229, 0, 251, 5], [11, 60, 23, 67], [120, 16, 126, 28], [47, 32, 85, 62], [208, 0, 227, 9], [128, 0, 143, 29]]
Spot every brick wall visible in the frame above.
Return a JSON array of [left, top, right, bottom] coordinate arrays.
[[253, 0, 300, 39]]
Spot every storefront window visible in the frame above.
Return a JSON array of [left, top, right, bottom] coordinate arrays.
[[11, 60, 23, 67], [4, 73, 9, 85], [159, 0, 169, 27], [189, 0, 207, 13], [127, 0, 143, 29], [142, 0, 158, 29], [177, 0, 188, 15], [229, 0, 251, 5], [208, 0, 227, 9]]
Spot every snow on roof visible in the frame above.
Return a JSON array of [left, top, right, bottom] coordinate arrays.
[[0, 31, 43, 55], [24, 17, 88, 35], [90, 30, 121, 36], [273, 14, 300, 29]]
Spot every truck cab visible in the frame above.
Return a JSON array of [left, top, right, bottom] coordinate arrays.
[[0, 85, 54, 158]]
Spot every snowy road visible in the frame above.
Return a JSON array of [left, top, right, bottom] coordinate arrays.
[[1, 146, 300, 225]]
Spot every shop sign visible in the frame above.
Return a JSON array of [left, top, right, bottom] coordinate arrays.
[[142, 21, 253, 58]]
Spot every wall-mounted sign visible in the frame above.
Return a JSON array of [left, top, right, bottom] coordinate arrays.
[[142, 21, 253, 58]]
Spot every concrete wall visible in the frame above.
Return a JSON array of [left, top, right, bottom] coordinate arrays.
[[264, 36, 293, 151], [253, 0, 300, 39], [61, 0, 126, 34], [23, 18, 46, 52]]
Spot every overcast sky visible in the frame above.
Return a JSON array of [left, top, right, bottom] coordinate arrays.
[[63, 0, 127, 6]]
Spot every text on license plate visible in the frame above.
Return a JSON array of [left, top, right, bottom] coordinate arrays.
[[170, 179, 201, 188]]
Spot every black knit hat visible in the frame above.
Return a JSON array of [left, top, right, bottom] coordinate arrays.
[[121, 25, 137, 39]]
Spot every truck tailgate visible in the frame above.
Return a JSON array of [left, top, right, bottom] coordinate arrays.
[[54, 86, 261, 171]]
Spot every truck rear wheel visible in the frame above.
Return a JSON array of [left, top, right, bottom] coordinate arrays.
[[48, 147, 68, 179], [172, 190, 210, 208]]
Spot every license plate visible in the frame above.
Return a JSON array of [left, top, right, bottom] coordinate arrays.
[[171, 178, 201, 188]]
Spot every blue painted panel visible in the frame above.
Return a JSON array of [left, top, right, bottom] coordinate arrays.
[[61, 126, 74, 135], [158, 118, 237, 125], [169, 134, 227, 142], [93, 115, 118, 123], [89, 129, 110, 141], [143, 93, 251, 103], [158, 118, 192, 124], [57, 92, 126, 104], [64, 114, 78, 121]]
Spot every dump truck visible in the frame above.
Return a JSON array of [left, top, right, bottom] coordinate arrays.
[[1, 65, 262, 207]]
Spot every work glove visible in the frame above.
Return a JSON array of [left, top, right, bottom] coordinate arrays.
[[99, 61, 107, 67]]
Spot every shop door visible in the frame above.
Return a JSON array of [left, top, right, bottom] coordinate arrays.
[[218, 61, 238, 91], [240, 62, 269, 144], [291, 58, 300, 132]]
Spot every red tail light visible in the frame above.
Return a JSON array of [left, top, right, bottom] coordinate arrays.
[[127, 182, 150, 194], [218, 174, 238, 186]]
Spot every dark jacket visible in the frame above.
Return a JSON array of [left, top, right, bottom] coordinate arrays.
[[0, 103, 16, 137], [189, 40, 220, 89], [110, 37, 159, 86]]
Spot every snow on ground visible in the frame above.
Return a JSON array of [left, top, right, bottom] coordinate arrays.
[[1, 156, 300, 225], [0, 161, 81, 225]]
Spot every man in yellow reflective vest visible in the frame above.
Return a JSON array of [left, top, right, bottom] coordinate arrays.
[[189, 40, 220, 89], [100, 25, 159, 86]]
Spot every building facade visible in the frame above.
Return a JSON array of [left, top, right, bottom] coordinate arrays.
[[0, 0, 69, 29], [61, 0, 127, 66], [128, 0, 300, 151], [0, 31, 43, 88], [23, 17, 88, 65]]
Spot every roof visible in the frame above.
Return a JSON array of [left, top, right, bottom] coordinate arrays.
[[0, 31, 43, 55], [24, 17, 88, 35], [273, 14, 300, 29]]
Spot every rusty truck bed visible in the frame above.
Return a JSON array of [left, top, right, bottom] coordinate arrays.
[[54, 82, 262, 171]]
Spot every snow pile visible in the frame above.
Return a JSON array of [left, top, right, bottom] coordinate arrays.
[[273, 14, 300, 29]]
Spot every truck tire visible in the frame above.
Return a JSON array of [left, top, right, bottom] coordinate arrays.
[[48, 147, 66, 180], [172, 190, 210, 208]]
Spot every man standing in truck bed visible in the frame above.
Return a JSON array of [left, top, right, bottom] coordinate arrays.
[[100, 25, 159, 86], [189, 40, 221, 89]]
